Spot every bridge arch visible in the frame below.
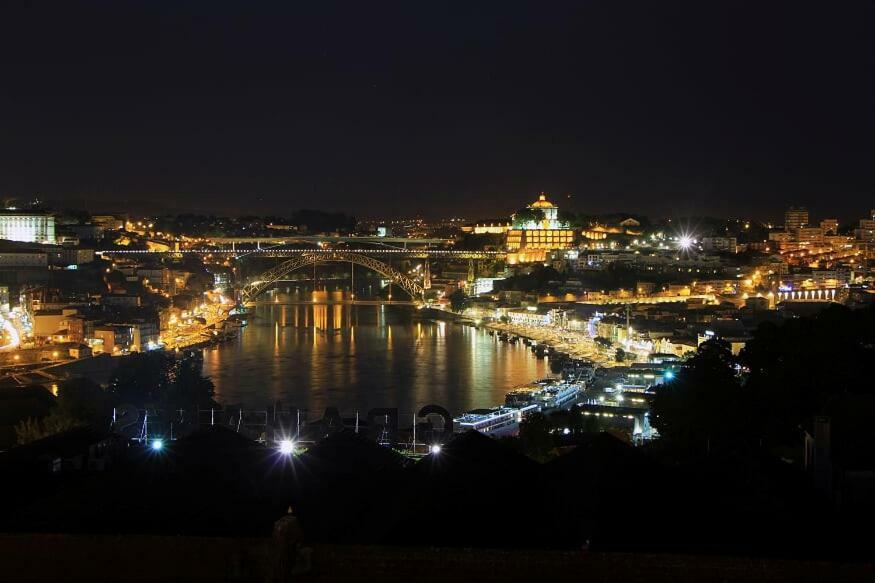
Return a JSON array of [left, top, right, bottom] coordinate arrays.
[[241, 251, 424, 302]]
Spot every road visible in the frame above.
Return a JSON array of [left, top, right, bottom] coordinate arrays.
[[483, 321, 624, 368]]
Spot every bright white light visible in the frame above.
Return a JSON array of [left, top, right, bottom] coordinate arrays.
[[0, 315, 20, 350], [665, 370, 675, 380], [562, 428, 571, 435], [678, 235, 694, 250], [278, 439, 295, 455], [430, 444, 441, 455], [151, 439, 164, 451]]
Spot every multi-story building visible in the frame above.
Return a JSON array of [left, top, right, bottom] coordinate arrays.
[[0, 250, 48, 267], [460, 220, 512, 235], [811, 269, 851, 287], [58, 247, 95, 266], [93, 320, 160, 353], [0, 211, 56, 244], [820, 219, 839, 235], [33, 308, 79, 342], [856, 214, 875, 242], [768, 230, 793, 245], [58, 314, 97, 345], [701, 236, 738, 253], [91, 215, 125, 231], [505, 193, 575, 254], [794, 227, 825, 247], [784, 207, 809, 231]]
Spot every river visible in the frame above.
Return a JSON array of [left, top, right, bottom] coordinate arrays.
[[201, 301, 549, 417]]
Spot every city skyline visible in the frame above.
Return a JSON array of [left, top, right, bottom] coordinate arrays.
[[2, 3, 875, 577], [1, 1, 872, 220]]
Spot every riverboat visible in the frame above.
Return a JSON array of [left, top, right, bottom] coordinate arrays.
[[505, 380, 582, 413], [453, 406, 527, 437]]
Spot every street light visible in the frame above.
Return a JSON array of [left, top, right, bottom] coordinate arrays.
[[278, 439, 295, 455], [678, 235, 694, 251]]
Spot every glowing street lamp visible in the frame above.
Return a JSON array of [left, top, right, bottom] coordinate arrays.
[[278, 439, 295, 455], [677, 235, 694, 251]]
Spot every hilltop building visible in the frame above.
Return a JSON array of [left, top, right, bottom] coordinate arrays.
[[506, 193, 575, 261], [0, 211, 56, 244]]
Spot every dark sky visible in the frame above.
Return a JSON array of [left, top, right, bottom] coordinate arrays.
[[1, 1, 872, 221]]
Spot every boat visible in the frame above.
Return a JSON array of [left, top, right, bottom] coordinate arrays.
[[505, 379, 582, 413], [229, 305, 253, 317], [542, 382, 581, 410], [453, 407, 525, 437], [225, 314, 248, 328], [562, 360, 596, 383]]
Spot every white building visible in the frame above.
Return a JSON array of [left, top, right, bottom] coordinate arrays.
[[0, 212, 56, 244]]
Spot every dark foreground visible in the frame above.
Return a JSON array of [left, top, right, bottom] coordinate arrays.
[[2, 534, 873, 583], [1, 425, 874, 580]]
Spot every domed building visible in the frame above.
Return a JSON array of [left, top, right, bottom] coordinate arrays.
[[506, 193, 575, 261], [528, 193, 561, 229]]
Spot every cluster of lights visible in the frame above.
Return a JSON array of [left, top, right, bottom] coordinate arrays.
[[103, 248, 506, 256]]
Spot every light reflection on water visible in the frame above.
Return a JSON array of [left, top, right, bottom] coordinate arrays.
[[201, 303, 549, 417]]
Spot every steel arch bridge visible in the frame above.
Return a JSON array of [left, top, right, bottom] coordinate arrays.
[[241, 251, 424, 302]]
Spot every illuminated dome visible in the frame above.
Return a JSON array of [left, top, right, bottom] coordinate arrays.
[[530, 193, 555, 209], [523, 193, 560, 228]]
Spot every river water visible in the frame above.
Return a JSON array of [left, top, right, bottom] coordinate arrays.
[[201, 301, 549, 418]]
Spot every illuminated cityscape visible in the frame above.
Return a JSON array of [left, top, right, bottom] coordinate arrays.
[[0, 2, 873, 581]]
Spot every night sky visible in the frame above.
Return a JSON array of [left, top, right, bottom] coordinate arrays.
[[1, 1, 872, 221]]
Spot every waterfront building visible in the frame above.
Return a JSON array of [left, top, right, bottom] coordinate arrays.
[[93, 321, 159, 353], [507, 307, 553, 327], [33, 308, 79, 342], [0, 211, 56, 244]]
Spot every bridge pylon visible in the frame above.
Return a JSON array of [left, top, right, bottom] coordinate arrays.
[[423, 260, 431, 290]]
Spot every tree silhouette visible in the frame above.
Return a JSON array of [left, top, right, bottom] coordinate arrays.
[[650, 339, 745, 454], [519, 412, 555, 461], [512, 207, 545, 228], [448, 289, 470, 313]]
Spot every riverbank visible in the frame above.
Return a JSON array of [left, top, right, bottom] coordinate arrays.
[[481, 321, 621, 368], [418, 306, 619, 368], [161, 304, 234, 350]]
